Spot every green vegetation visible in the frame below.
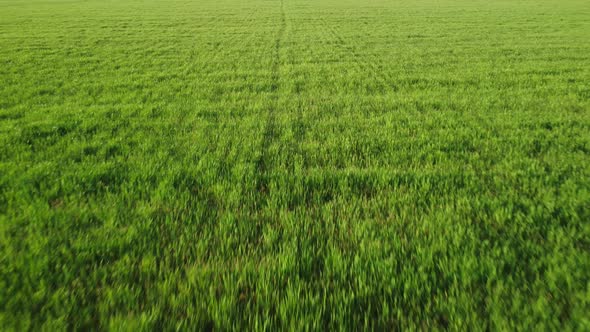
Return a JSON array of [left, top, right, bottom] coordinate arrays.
[[1, 0, 589, 329]]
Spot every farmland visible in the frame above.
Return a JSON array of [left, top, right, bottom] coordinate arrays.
[[1, 0, 589, 329]]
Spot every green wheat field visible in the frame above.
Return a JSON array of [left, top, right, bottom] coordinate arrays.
[[1, 0, 589, 329]]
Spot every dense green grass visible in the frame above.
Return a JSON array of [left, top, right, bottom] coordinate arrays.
[[1, 0, 589, 329]]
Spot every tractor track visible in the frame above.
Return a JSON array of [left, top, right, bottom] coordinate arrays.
[[255, 0, 286, 202]]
